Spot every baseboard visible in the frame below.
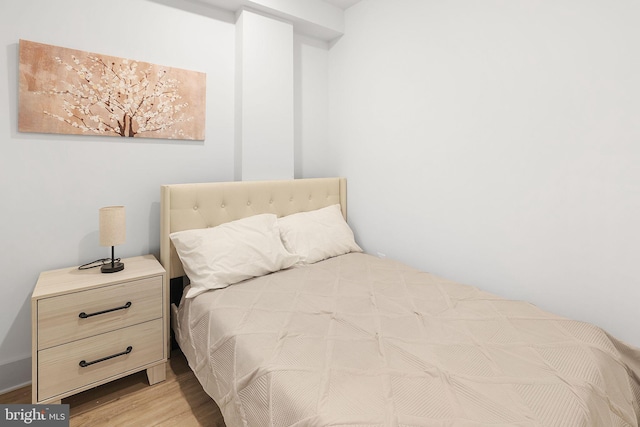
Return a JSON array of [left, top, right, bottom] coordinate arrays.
[[0, 356, 31, 395]]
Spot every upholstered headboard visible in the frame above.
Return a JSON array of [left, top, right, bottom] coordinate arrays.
[[160, 177, 347, 285]]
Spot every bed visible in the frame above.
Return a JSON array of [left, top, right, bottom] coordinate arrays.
[[160, 177, 640, 427]]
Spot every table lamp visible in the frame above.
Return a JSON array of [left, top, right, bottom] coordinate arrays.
[[99, 206, 126, 273]]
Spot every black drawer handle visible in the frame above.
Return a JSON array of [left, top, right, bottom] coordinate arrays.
[[79, 346, 133, 367], [79, 301, 132, 319]]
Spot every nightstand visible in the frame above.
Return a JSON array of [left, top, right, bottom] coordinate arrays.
[[31, 255, 167, 404]]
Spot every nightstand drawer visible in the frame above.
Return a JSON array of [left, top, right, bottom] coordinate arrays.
[[37, 275, 162, 349], [37, 318, 164, 402]]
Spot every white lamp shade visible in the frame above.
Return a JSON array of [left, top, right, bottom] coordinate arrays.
[[99, 206, 126, 247]]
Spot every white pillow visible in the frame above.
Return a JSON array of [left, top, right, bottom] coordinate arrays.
[[278, 204, 362, 264], [170, 214, 298, 298]]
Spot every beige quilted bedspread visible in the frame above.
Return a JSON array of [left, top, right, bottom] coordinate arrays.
[[175, 253, 640, 426]]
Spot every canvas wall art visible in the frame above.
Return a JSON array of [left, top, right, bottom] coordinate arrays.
[[18, 40, 206, 140]]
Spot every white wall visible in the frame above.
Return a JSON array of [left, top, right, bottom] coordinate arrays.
[[236, 9, 295, 180], [294, 35, 330, 178], [326, 0, 640, 346], [0, 0, 237, 391]]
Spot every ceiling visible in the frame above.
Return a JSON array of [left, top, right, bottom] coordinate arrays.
[[321, 0, 362, 10]]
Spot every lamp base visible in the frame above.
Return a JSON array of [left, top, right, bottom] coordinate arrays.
[[101, 261, 125, 273]]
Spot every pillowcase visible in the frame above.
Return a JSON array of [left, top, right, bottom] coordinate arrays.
[[170, 213, 298, 298], [278, 204, 362, 265]]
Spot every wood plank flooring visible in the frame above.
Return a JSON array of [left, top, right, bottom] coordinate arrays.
[[0, 350, 226, 427]]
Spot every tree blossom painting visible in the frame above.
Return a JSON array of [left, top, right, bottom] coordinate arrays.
[[18, 40, 206, 140]]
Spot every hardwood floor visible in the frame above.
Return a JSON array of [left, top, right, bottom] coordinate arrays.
[[0, 350, 226, 427]]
